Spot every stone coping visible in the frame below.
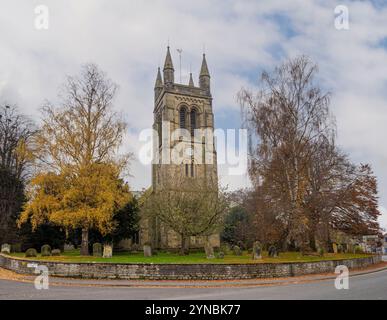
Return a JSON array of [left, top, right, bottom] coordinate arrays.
[[0, 253, 381, 280]]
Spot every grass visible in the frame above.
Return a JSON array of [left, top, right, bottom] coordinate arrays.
[[9, 249, 372, 264]]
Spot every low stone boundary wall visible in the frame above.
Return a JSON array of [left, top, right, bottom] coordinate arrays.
[[0, 254, 382, 280]]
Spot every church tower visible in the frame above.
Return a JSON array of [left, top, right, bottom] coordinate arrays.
[[142, 46, 219, 250]]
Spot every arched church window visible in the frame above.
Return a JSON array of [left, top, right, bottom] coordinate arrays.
[[179, 107, 187, 129], [190, 162, 194, 177], [190, 109, 197, 136]]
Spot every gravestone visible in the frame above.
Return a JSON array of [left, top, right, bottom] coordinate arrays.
[[268, 245, 278, 257], [204, 241, 215, 259], [64, 243, 75, 252], [93, 243, 103, 257], [25, 248, 37, 257], [143, 244, 152, 257], [252, 241, 262, 260], [233, 245, 242, 256], [1, 244, 11, 254], [41, 244, 52, 257], [11, 243, 21, 253], [337, 244, 343, 254], [332, 243, 338, 254], [103, 244, 113, 258], [131, 243, 140, 252], [52, 249, 61, 256]]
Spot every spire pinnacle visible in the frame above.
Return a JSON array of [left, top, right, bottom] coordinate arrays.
[[163, 46, 174, 71], [163, 46, 174, 84], [189, 72, 194, 87], [155, 67, 163, 88], [199, 53, 210, 77]]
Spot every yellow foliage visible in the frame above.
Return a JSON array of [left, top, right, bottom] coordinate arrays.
[[19, 162, 130, 235]]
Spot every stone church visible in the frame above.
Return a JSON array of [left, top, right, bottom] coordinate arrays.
[[139, 46, 220, 250]]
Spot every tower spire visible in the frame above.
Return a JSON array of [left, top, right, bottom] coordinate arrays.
[[155, 67, 163, 88], [199, 53, 210, 92], [154, 67, 163, 100], [199, 53, 210, 77], [189, 72, 194, 87], [163, 46, 174, 85]]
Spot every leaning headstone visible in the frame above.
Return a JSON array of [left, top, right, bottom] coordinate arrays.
[[233, 245, 242, 256], [41, 244, 52, 257], [204, 241, 215, 259], [1, 244, 11, 254], [25, 248, 37, 257], [93, 243, 103, 257], [332, 243, 338, 254], [103, 244, 113, 258], [51, 249, 61, 256], [143, 244, 152, 257], [268, 245, 278, 257], [252, 241, 262, 260]]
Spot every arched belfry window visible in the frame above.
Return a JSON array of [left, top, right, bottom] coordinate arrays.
[[179, 107, 187, 129], [190, 109, 197, 136]]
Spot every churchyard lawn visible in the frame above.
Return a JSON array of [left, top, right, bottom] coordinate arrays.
[[8, 250, 371, 264]]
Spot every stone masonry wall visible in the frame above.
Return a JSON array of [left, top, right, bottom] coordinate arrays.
[[0, 254, 381, 280]]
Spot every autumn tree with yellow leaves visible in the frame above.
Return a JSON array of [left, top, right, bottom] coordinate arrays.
[[19, 64, 131, 255]]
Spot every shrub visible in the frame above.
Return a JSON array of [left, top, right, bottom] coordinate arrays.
[[219, 244, 231, 255], [354, 245, 364, 254]]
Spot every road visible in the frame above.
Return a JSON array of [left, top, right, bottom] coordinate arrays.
[[0, 268, 386, 300]]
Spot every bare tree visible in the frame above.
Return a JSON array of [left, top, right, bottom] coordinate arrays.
[[142, 176, 228, 255], [0, 104, 35, 243], [239, 56, 380, 252], [0, 105, 35, 180]]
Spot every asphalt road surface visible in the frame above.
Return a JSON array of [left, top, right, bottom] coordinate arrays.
[[0, 268, 386, 300]]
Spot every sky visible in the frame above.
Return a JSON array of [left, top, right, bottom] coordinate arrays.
[[0, 0, 386, 231]]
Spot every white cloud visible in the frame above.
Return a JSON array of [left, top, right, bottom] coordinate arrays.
[[0, 0, 386, 229]]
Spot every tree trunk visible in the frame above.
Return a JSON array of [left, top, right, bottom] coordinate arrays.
[[308, 226, 317, 252], [179, 234, 189, 255], [80, 227, 89, 256]]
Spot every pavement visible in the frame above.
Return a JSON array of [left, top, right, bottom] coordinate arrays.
[[0, 262, 386, 299]]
